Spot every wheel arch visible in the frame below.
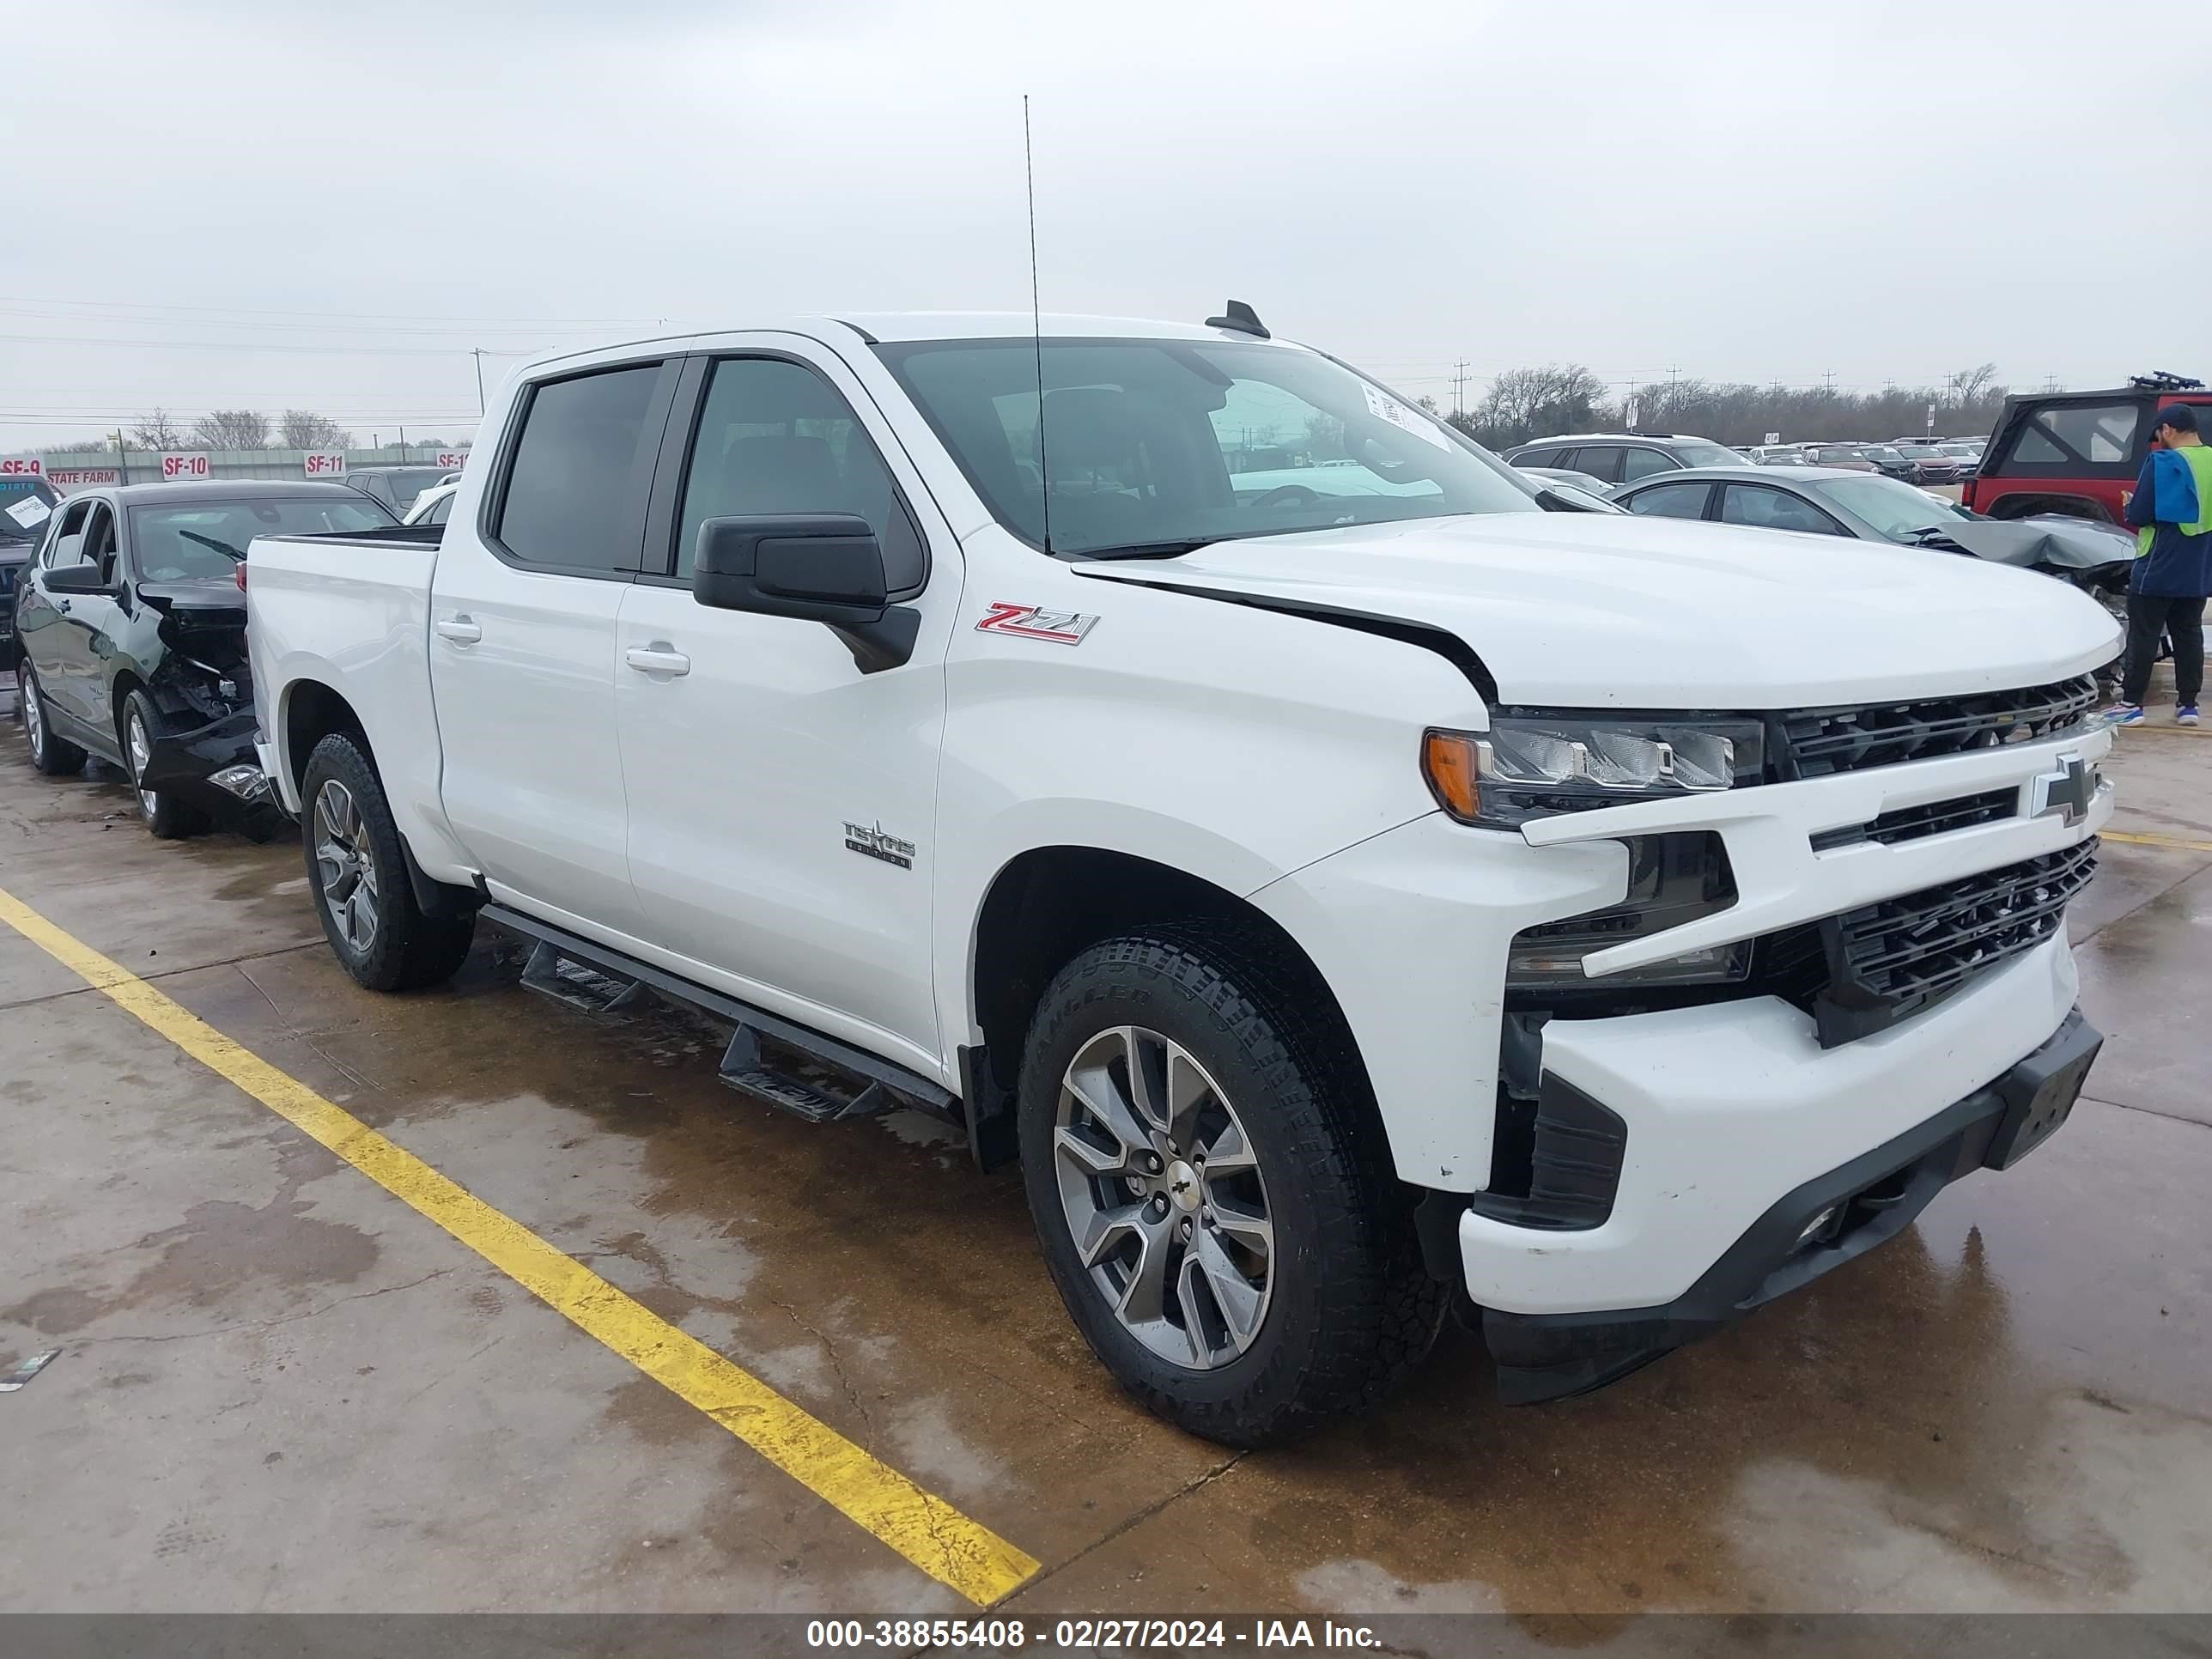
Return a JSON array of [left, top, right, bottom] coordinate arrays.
[[964, 843, 1379, 1151]]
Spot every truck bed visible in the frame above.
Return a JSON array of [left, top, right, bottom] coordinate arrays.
[[245, 529, 453, 871]]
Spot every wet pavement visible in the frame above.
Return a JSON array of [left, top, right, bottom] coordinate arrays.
[[1, 696, 2207, 1620]]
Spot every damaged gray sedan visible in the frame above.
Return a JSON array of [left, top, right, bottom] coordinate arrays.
[[10, 481, 393, 837]]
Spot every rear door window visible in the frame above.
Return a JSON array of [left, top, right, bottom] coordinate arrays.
[[1616, 446, 1676, 483], [1720, 484, 1847, 535], [492, 361, 672, 573], [1565, 446, 1623, 483], [1624, 481, 1712, 520], [1512, 447, 1565, 468]]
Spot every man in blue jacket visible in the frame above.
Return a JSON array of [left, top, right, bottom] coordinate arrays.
[[2118, 404, 2212, 726]]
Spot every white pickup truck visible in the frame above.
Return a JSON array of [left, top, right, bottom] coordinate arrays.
[[247, 308, 2118, 1445]]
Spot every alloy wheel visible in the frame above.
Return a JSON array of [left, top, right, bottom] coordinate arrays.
[[312, 780, 380, 954], [1053, 1024, 1274, 1370], [126, 711, 158, 820], [20, 662, 40, 751]]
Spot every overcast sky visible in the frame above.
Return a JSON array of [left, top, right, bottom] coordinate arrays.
[[4, 0, 2201, 452]]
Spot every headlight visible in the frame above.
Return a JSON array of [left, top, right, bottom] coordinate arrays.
[[1424, 714, 1765, 830]]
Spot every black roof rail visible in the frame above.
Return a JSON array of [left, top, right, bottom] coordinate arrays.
[[2128, 370, 2205, 391]]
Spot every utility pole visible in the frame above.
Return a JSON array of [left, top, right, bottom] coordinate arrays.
[[1823, 369, 1837, 393], [472, 348, 487, 416], [398, 424, 407, 463], [1450, 359, 1470, 420]]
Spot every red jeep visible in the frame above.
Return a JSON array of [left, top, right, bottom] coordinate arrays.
[[1964, 375, 2212, 523]]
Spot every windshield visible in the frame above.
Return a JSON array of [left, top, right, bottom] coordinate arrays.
[[1808, 474, 1972, 540], [875, 337, 1537, 556], [1861, 447, 1905, 464], [1894, 444, 1941, 459], [130, 495, 395, 580], [0, 479, 62, 546]]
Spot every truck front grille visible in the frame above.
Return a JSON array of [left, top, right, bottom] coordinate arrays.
[[1778, 674, 2098, 780], [1808, 840, 2098, 1046]]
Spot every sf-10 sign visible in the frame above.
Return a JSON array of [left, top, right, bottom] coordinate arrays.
[[303, 453, 347, 477], [161, 453, 212, 479], [434, 452, 466, 470]]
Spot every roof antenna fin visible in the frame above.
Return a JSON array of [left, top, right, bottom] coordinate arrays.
[[1024, 95, 1052, 555], [1206, 300, 1270, 339]]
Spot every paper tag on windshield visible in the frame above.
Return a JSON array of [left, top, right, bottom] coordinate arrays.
[[1362, 386, 1453, 451], [4, 495, 51, 529]]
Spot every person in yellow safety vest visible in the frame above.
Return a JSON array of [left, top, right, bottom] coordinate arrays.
[[2117, 404, 2212, 726]]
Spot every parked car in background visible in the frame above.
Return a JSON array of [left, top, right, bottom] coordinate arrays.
[[1962, 376, 2212, 523], [1936, 441, 1982, 480], [1515, 465, 1615, 495], [1890, 444, 1962, 486], [1852, 445, 1916, 480], [1503, 432, 1745, 487], [1798, 444, 1877, 472], [348, 465, 453, 519], [11, 482, 393, 837], [1, 477, 63, 689], [402, 480, 461, 527], [1746, 447, 1808, 466]]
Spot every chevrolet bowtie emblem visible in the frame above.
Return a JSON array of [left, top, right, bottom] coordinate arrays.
[[2031, 755, 2099, 828]]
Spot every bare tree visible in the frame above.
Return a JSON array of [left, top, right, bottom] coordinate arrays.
[[280, 410, 350, 449], [129, 410, 191, 450], [191, 409, 272, 451], [1949, 362, 2002, 407], [1468, 364, 1607, 448]]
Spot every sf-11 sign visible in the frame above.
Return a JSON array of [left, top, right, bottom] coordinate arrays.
[[434, 451, 467, 470], [303, 453, 347, 477]]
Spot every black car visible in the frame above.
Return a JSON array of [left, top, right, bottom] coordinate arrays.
[[0, 476, 63, 674], [11, 481, 393, 836], [1503, 431, 1746, 487]]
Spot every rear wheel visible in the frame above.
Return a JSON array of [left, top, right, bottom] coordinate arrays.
[[19, 659, 87, 776], [122, 691, 209, 840], [301, 732, 475, 992], [1018, 931, 1444, 1447]]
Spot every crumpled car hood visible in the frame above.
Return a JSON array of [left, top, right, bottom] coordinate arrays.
[[1077, 512, 2123, 708]]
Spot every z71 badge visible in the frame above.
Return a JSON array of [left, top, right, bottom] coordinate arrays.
[[975, 602, 1099, 645]]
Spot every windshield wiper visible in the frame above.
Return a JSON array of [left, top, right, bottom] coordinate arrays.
[[1074, 538, 1222, 561], [178, 530, 248, 562]]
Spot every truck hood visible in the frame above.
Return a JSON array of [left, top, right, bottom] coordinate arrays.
[[1076, 512, 2122, 708]]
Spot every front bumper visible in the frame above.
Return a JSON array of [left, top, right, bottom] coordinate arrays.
[[1480, 1006, 2101, 1402], [136, 708, 274, 815]]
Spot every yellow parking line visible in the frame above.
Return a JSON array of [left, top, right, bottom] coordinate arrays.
[[0, 884, 1039, 1606], [2101, 829, 2212, 854]]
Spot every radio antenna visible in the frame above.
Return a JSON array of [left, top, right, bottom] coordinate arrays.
[[1024, 94, 1051, 554]]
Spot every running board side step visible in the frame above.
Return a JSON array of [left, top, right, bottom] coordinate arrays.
[[481, 903, 956, 1127]]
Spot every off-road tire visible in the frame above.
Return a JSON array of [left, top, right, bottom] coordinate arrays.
[[19, 659, 87, 776], [301, 732, 475, 992], [1018, 927, 1446, 1447], [122, 691, 210, 840]]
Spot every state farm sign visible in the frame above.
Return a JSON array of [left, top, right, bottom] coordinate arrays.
[[48, 467, 120, 487], [434, 452, 467, 470], [0, 454, 42, 477], [303, 453, 347, 477], [161, 452, 212, 479]]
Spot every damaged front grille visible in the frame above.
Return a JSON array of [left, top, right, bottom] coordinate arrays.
[[1809, 840, 2098, 1046], [1777, 674, 2098, 780]]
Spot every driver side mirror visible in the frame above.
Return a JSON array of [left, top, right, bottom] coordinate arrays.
[[44, 562, 112, 595], [691, 514, 919, 674]]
